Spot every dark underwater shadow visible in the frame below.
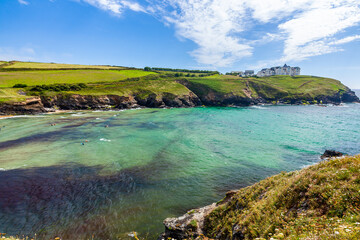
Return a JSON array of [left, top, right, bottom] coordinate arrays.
[[0, 160, 172, 239]]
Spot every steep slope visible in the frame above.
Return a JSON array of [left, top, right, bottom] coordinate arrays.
[[183, 75, 359, 105], [160, 155, 360, 240]]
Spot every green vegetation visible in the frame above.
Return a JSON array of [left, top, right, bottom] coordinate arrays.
[[185, 74, 347, 101], [0, 88, 28, 103], [187, 75, 249, 97], [189, 219, 198, 230], [12, 83, 27, 88], [29, 83, 87, 93], [72, 79, 191, 99], [205, 155, 360, 239], [0, 61, 353, 105], [0, 69, 157, 87]]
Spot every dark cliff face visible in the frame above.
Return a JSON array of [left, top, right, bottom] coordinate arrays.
[[41, 94, 139, 110], [0, 87, 358, 115], [0, 93, 201, 115], [0, 97, 46, 115]]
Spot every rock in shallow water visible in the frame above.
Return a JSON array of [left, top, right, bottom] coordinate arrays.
[[321, 150, 344, 159]]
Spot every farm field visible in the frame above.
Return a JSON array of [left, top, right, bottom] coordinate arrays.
[[0, 69, 157, 87]]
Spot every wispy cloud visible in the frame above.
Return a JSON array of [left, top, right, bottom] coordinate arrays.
[[278, 0, 360, 62], [78, 0, 360, 67], [18, 0, 29, 5], [330, 35, 360, 45], [81, 0, 145, 15], [0, 47, 36, 61]]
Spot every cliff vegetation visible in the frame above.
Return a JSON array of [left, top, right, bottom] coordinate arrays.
[[0, 61, 358, 114]]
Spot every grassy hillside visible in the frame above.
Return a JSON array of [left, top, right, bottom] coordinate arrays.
[[0, 88, 27, 103], [186, 75, 347, 101], [66, 79, 192, 99], [0, 69, 157, 87], [204, 155, 360, 239], [0, 61, 355, 105]]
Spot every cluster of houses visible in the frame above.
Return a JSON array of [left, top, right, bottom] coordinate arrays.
[[231, 64, 301, 77]]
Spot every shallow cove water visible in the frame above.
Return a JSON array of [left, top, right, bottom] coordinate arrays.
[[1, 104, 360, 239]]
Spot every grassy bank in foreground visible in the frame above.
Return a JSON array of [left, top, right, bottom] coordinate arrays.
[[204, 155, 360, 239]]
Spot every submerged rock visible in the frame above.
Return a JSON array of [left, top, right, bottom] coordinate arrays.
[[321, 150, 345, 159]]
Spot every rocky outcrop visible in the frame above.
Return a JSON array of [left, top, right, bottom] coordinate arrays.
[[41, 94, 139, 110], [321, 150, 345, 159], [314, 88, 359, 104], [134, 92, 201, 108], [158, 203, 217, 240], [0, 97, 46, 115], [159, 190, 237, 240], [0, 92, 201, 115]]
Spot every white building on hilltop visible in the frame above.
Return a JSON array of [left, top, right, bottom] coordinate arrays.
[[257, 64, 300, 77]]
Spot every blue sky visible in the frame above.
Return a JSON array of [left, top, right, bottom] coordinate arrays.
[[1, 0, 360, 88]]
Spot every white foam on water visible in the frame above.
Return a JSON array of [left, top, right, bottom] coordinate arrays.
[[338, 103, 349, 108], [250, 105, 268, 110], [0, 115, 45, 120], [71, 113, 86, 116], [0, 168, 6, 171], [100, 138, 111, 142]]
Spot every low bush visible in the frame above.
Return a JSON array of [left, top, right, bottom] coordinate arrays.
[[13, 83, 28, 88], [30, 83, 87, 92]]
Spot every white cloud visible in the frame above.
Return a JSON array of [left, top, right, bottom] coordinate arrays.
[[330, 35, 360, 45], [0, 47, 36, 61], [79, 0, 360, 67], [278, 0, 360, 62], [18, 0, 29, 5], [81, 0, 145, 15], [159, 0, 252, 67]]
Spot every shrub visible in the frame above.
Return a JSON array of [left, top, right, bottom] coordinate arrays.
[[13, 83, 28, 88], [29, 83, 87, 92]]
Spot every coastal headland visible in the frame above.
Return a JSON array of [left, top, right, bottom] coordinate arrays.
[[0, 61, 358, 115]]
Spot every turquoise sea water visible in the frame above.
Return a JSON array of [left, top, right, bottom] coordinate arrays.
[[0, 103, 360, 239]]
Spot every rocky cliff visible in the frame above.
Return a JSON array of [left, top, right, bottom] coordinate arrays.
[[0, 85, 358, 115], [0, 92, 201, 115]]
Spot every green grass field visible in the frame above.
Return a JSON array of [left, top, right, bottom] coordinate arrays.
[[0, 88, 28, 103], [0, 69, 157, 87]]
